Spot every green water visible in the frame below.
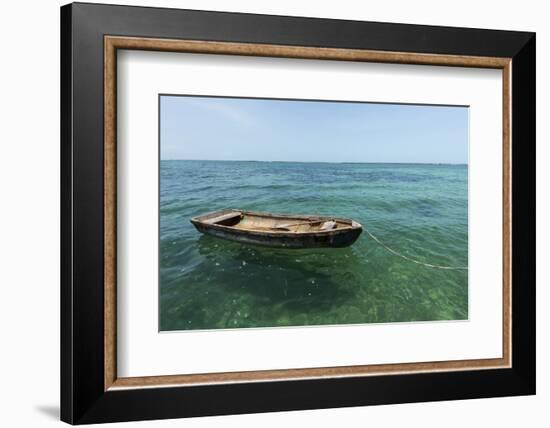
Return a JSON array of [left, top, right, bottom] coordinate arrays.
[[160, 160, 468, 331]]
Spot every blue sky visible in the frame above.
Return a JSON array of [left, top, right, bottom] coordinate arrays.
[[160, 95, 468, 164]]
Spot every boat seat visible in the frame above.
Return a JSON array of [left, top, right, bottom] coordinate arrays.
[[205, 211, 242, 225]]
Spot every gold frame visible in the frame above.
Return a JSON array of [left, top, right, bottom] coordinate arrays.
[[104, 36, 512, 391]]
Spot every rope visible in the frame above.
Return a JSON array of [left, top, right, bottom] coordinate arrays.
[[363, 227, 468, 271]]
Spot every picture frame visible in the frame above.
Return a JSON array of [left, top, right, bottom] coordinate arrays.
[[60, 2, 535, 424]]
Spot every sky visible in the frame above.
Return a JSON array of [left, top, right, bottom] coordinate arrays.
[[160, 95, 468, 164]]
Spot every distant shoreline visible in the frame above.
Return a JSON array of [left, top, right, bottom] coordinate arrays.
[[161, 159, 467, 166]]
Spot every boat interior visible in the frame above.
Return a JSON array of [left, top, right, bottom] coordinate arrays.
[[199, 211, 355, 233]]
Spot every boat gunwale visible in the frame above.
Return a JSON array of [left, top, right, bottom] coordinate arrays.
[[190, 209, 362, 238]]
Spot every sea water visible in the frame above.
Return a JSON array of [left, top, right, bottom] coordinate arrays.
[[160, 160, 468, 331]]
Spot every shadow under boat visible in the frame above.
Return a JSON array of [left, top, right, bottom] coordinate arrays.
[[194, 234, 360, 308]]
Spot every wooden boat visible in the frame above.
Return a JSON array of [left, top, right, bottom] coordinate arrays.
[[190, 209, 362, 249]]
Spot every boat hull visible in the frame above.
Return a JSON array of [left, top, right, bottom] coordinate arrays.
[[191, 209, 362, 249]]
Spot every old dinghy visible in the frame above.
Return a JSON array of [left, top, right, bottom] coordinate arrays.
[[190, 209, 362, 249]]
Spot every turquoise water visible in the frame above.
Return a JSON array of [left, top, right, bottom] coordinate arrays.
[[160, 160, 468, 331]]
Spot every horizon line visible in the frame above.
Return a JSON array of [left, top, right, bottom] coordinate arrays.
[[161, 159, 467, 165]]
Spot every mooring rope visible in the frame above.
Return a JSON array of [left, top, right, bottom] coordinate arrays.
[[363, 227, 468, 271]]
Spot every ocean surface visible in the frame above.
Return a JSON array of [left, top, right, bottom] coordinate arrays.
[[160, 160, 468, 331]]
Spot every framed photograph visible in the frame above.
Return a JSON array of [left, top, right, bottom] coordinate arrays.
[[60, 2, 535, 424]]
